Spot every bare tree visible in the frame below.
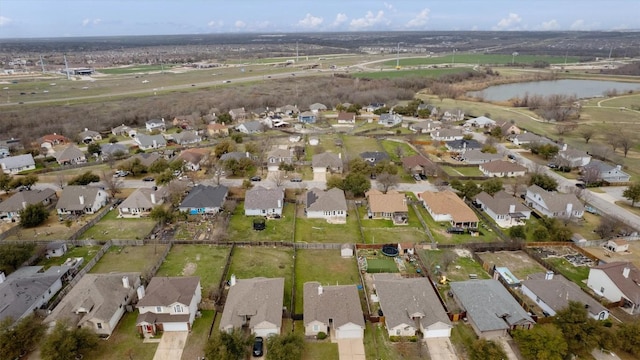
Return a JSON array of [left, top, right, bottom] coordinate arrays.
[[101, 171, 123, 198], [618, 133, 636, 158], [511, 175, 528, 198], [394, 145, 404, 159], [581, 165, 601, 186], [166, 180, 188, 207], [581, 128, 595, 144], [270, 171, 285, 187], [555, 122, 577, 135], [606, 132, 620, 153], [441, 250, 457, 271], [56, 173, 67, 189], [376, 172, 400, 193], [594, 214, 622, 239]]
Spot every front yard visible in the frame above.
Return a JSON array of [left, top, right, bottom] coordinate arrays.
[[180, 310, 215, 360], [89, 244, 167, 274], [79, 209, 157, 240], [85, 311, 157, 360], [227, 202, 296, 242]]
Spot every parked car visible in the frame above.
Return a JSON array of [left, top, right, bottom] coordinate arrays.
[[142, 177, 155, 182], [419, 174, 427, 180], [250, 176, 261, 182], [253, 337, 264, 357], [413, 174, 421, 181], [290, 177, 302, 182]]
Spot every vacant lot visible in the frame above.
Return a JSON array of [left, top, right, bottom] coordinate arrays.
[[294, 249, 360, 313], [80, 210, 157, 240], [441, 165, 484, 177], [156, 245, 230, 296], [354, 67, 473, 79], [295, 207, 362, 243], [90, 244, 167, 274], [477, 250, 546, 279], [227, 246, 295, 311], [380, 139, 417, 162], [227, 202, 296, 242]]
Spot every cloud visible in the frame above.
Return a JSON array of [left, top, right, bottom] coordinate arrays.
[[298, 13, 323, 29], [570, 19, 587, 30], [383, 2, 396, 12], [0, 16, 12, 26], [82, 18, 102, 27], [540, 19, 559, 30], [235, 20, 246, 29], [493, 13, 522, 30], [406, 8, 430, 28], [82, 18, 90, 27], [349, 10, 388, 30], [207, 20, 224, 28], [332, 13, 348, 27]]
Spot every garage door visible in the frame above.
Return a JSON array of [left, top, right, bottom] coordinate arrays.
[[424, 328, 452, 339], [163, 322, 189, 332], [336, 328, 364, 339], [254, 328, 279, 338]]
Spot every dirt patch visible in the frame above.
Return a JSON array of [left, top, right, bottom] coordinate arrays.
[[453, 248, 472, 258], [477, 250, 546, 278], [182, 262, 197, 276]]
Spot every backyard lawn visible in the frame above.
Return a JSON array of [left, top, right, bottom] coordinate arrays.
[[295, 207, 362, 243], [155, 245, 230, 296], [227, 246, 295, 312], [227, 202, 296, 242], [359, 205, 429, 244], [380, 139, 417, 162], [418, 249, 489, 281], [440, 165, 484, 177], [293, 249, 360, 314], [37, 244, 101, 270], [89, 244, 167, 274], [343, 136, 382, 159], [85, 311, 157, 360], [364, 323, 424, 360], [180, 310, 214, 360], [79, 209, 157, 240], [545, 257, 590, 286]]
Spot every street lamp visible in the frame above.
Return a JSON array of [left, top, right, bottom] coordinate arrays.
[[512, 52, 519, 65], [452, 49, 457, 65]]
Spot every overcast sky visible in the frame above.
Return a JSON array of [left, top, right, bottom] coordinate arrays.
[[0, 0, 638, 38]]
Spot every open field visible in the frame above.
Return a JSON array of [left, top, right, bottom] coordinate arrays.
[[99, 64, 179, 74], [85, 311, 157, 360], [343, 136, 382, 159], [441, 165, 484, 177], [37, 244, 101, 269], [79, 209, 157, 240], [477, 250, 546, 279], [89, 244, 166, 273], [180, 310, 214, 360], [353, 67, 473, 79], [227, 202, 296, 242], [295, 207, 362, 243], [383, 54, 581, 67], [155, 245, 230, 296], [380, 139, 417, 162], [294, 249, 360, 313]]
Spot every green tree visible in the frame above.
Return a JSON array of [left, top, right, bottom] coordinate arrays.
[[529, 173, 558, 191], [513, 324, 567, 360], [87, 142, 101, 155], [343, 172, 371, 197], [481, 144, 498, 153], [150, 206, 174, 224], [109, 136, 119, 143], [266, 332, 304, 360], [68, 171, 100, 185], [326, 175, 344, 190], [19, 203, 49, 228], [41, 321, 99, 360], [617, 320, 640, 356], [215, 140, 236, 158], [489, 126, 502, 138], [231, 133, 244, 143], [0, 172, 12, 192], [459, 180, 481, 199], [169, 159, 185, 172], [0, 243, 35, 274], [217, 113, 232, 124], [121, 158, 148, 176], [155, 169, 174, 185], [623, 183, 640, 207], [204, 329, 252, 360], [348, 158, 372, 176], [481, 178, 503, 196], [148, 158, 170, 173], [469, 339, 507, 360], [0, 315, 45, 360], [20, 174, 39, 189], [374, 160, 398, 175], [553, 301, 603, 355], [532, 226, 550, 241], [509, 225, 526, 240]]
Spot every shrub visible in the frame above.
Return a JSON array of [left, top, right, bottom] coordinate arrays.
[[316, 332, 327, 340]]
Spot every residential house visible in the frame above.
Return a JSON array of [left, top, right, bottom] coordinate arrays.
[[525, 185, 584, 219], [100, 143, 129, 159], [587, 262, 640, 314], [45, 273, 141, 336], [305, 187, 347, 224], [244, 186, 285, 216], [118, 187, 167, 218], [39, 133, 69, 151], [497, 121, 521, 136], [53, 145, 87, 165], [522, 272, 609, 320], [111, 124, 136, 138], [450, 280, 534, 339], [263, 116, 289, 129], [556, 144, 591, 168], [0, 154, 35, 174], [78, 128, 102, 144], [304, 282, 365, 339], [360, 151, 390, 165], [583, 160, 631, 184], [464, 116, 496, 128], [0, 147, 9, 158], [276, 104, 299, 116], [337, 112, 356, 124], [145, 118, 166, 132], [0, 188, 57, 222], [136, 277, 202, 335], [366, 190, 408, 225], [441, 109, 465, 122], [177, 148, 209, 171], [401, 155, 436, 176], [229, 107, 247, 122], [409, 120, 441, 134], [479, 160, 527, 177], [172, 130, 202, 145], [298, 111, 317, 124], [378, 112, 403, 127], [56, 186, 109, 215], [172, 114, 198, 129], [131, 152, 162, 168], [135, 134, 167, 150], [178, 184, 228, 215], [312, 152, 343, 175], [220, 151, 251, 162], [219, 276, 284, 337], [474, 191, 531, 227], [445, 139, 482, 154], [0, 265, 69, 325], [605, 239, 629, 253], [207, 122, 229, 137], [374, 275, 452, 339], [419, 190, 479, 228], [460, 150, 502, 164], [431, 129, 464, 141], [365, 102, 385, 112], [309, 103, 328, 113], [45, 241, 68, 258], [0, 137, 23, 152], [267, 148, 293, 171], [236, 121, 264, 134], [510, 132, 546, 146]]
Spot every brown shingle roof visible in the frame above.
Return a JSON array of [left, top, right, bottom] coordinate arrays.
[[480, 160, 527, 174], [420, 190, 478, 223], [401, 155, 433, 169], [366, 190, 407, 213], [303, 282, 365, 329], [592, 262, 640, 302]]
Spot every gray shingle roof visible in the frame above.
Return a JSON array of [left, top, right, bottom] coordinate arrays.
[[180, 185, 228, 209], [220, 277, 284, 332], [137, 277, 200, 307], [101, 143, 128, 156], [359, 151, 389, 163], [450, 280, 533, 332], [445, 139, 482, 151], [118, 187, 167, 211], [522, 273, 606, 317], [461, 150, 502, 163], [245, 186, 284, 211], [312, 152, 342, 168], [136, 134, 166, 148], [131, 152, 161, 167], [303, 282, 364, 329], [220, 151, 250, 162], [591, 262, 640, 302], [56, 186, 105, 211], [475, 191, 529, 215], [238, 121, 263, 132], [526, 185, 584, 214], [0, 188, 56, 213], [54, 145, 85, 162], [306, 188, 347, 212], [0, 154, 35, 170]]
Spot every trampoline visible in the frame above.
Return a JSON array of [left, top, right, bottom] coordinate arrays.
[[381, 245, 399, 257]]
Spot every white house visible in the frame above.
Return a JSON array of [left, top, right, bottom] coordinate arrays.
[[525, 185, 584, 219], [136, 277, 202, 335], [54, 145, 87, 166], [56, 186, 109, 215], [118, 187, 167, 218], [145, 118, 166, 132], [587, 262, 640, 314], [0, 154, 36, 174], [465, 116, 496, 128], [474, 191, 531, 228], [378, 112, 402, 127], [605, 239, 629, 253], [135, 134, 167, 150], [479, 160, 527, 177], [431, 129, 464, 141], [305, 188, 347, 224], [244, 186, 284, 216], [583, 160, 631, 184], [304, 282, 365, 339], [556, 144, 591, 168], [45, 242, 68, 258], [341, 244, 354, 258]]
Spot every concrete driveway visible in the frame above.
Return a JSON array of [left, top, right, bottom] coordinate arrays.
[[152, 331, 189, 360], [425, 338, 458, 360], [337, 338, 366, 360]]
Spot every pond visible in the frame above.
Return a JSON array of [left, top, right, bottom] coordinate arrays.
[[467, 79, 640, 101]]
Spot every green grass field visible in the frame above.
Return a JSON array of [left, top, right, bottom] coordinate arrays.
[[303, 342, 339, 360], [79, 210, 157, 240], [89, 244, 167, 273], [383, 54, 580, 67], [545, 257, 590, 286], [180, 310, 215, 360], [353, 67, 473, 79], [37, 245, 101, 270], [380, 139, 417, 162], [98, 64, 178, 74], [227, 202, 296, 242], [295, 208, 362, 243], [366, 258, 398, 273], [440, 165, 485, 177], [343, 136, 382, 160], [293, 249, 360, 313], [85, 311, 157, 360]]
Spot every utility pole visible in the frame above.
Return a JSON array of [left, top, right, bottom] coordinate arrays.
[[63, 55, 70, 80]]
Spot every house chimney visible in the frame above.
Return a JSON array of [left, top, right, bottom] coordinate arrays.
[[338, 152, 342, 159], [230, 274, 236, 286], [79, 195, 85, 205], [246, 151, 250, 158], [277, 199, 282, 208], [150, 193, 156, 204], [137, 285, 145, 300], [0, 271, 5, 284], [318, 285, 323, 295], [122, 276, 130, 289], [509, 204, 516, 213], [566, 203, 573, 215], [623, 266, 631, 278], [616, 165, 622, 171], [545, 271, 554, 280], [161, 118, 165, 123], [152, 140, 157, 148], [22, 201, 27, 210]]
